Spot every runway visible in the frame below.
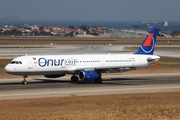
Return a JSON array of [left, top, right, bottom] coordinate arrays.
[[0, 73, 180, 100], [0, 45, 127, 56], [1, 45, 180, 57]]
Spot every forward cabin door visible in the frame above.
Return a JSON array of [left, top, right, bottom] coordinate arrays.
[[28, 57, 34, 69]]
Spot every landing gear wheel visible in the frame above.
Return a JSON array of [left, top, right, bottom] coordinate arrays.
[[22, 75, 28, 85], [22, 80, 27, 85], [94, 78, 102, 83], [71, 76, 79, 82]]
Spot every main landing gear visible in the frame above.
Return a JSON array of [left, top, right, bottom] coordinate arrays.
[[94, 72, 102, 83], [71, 75, 79, 82], [71, 73, 102, 83], [22, 75, 28, 85]]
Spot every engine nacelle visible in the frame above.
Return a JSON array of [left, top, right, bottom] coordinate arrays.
[[79, 70, 100, 81], [44, 74, 65, 78]]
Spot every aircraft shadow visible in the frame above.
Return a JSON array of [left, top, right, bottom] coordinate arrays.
[[33, 78, 71, 83]]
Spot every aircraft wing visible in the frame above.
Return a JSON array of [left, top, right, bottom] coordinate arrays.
[[73, 66, 136, 74]]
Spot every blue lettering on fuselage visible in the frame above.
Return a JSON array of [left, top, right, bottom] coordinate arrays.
[[38, 57, 65, 67]]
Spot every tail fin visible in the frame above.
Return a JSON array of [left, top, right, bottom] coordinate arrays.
[[134, 28, 158, 55]]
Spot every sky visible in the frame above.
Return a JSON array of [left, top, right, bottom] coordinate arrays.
[[0, 0, 179, 21]]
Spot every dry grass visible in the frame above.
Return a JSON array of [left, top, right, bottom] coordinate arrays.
[[0, 92, 180, 120], [0, 37, 180, 45]]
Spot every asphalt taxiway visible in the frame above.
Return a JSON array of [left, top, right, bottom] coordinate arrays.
[[0, 73, 180, 100]]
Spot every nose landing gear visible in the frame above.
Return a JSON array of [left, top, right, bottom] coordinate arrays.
[[22, 75, 28, 85]]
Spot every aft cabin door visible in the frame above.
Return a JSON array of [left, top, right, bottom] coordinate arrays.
[[136, 57, 142, 66]]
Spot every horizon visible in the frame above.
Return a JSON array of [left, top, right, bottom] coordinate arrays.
[[1, 20, 179, 32]]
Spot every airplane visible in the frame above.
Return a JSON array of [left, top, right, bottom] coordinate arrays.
[[4, 28, 160, 85]]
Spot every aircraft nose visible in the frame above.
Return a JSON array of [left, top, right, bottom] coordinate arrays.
[[4, 64, 13, 73]]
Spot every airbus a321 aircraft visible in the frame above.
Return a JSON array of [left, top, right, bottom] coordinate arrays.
[[4, 28, 160, 84]]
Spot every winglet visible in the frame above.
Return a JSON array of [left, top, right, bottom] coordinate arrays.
[[134, 28, 158, 55]]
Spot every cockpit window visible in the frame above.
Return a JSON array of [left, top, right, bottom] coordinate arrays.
[[10, 61, 16, 64], [10, 61, 22, 64]]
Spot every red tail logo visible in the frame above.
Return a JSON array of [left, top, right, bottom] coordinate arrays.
[[143, 34, 153, 46]]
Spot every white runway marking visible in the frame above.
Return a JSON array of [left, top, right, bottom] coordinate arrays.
[[0, 86, 179, 97]]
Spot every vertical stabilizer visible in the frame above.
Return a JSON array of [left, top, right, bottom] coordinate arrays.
[[135, 28, 158, 55]]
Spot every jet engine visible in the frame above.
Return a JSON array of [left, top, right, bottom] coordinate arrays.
[[78, 70, 100, 81], [44, 74, 65, 78]]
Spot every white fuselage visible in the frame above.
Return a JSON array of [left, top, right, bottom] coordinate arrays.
[[4, 54, 160, 76]]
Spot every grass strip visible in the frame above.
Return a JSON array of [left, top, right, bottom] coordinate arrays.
[[0, 92, 179, 120]]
